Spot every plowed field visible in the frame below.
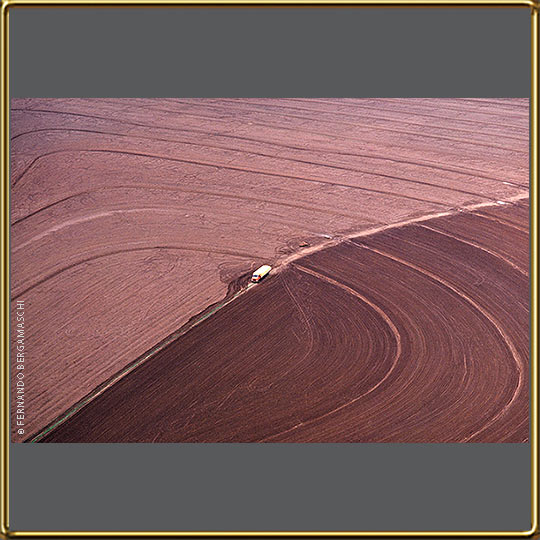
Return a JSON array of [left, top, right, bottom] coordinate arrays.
[[10, 99, 529, 441], [39, 201, 528, 443]]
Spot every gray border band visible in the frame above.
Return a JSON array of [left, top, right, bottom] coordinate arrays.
[[9, 7, 532, 532]]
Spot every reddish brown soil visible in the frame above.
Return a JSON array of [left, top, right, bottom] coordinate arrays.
[[39, 201, 528, 443], [10, 99, 528, 440]]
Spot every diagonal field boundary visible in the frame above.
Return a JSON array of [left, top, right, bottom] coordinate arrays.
[[26, 192, 528, 443], [26, 281, 257, 443]]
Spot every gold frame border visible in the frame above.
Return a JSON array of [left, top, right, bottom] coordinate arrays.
[[0, 1, 538, 537]]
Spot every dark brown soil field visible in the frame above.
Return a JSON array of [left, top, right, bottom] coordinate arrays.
[[38, 200, 528, 443], [10, 99, 528, 441]]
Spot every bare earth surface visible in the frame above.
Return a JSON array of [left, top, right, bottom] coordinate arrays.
[[10, 98, 529, 441], [40, 201, 528, 443]]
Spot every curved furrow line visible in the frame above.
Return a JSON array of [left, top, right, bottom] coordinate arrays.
[[217, 98, 529, 140], [12, 184, 375, 227], [289, 242, 463, 441], [287, 98, 529, 130], [474, 211, 530, 233], [123, 94, 532, 118], [126, 97, 530, 142], [361, 245, 525, 442], [12, 200, 337, 252], [189, 101, 528, 154], [12, 149, 453, 209], [11, 245, 259, 301], [245, 96, 530, 122], [418, 224, 528, 276], [10, 128, 514, 202], [258, 263, 402, 443], [11, 109, 527, 187]]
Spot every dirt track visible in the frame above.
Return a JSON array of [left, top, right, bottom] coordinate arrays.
[[10, 99, 529, 441], [39, 200, 528, 443]]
